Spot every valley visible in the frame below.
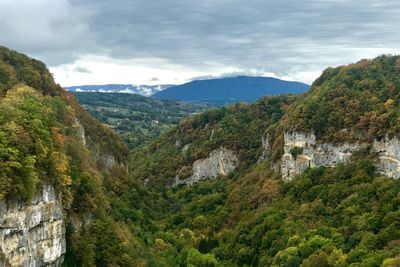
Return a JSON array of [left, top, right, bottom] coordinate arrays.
[[2, 0, 399, 266], [72, 92, 213, 149], [2, 48, 400, 267]]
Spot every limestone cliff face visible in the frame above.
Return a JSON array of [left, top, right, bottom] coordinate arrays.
[[278, 132, 400, 180], [0, 185, 65, 267], [372, 137, 400, 179], [174, 148, 239, 186]]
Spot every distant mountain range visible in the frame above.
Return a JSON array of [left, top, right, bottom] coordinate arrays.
[[64, 76, 309, 103], [152, 76, 309, 103], [64, 84, 174, 96]]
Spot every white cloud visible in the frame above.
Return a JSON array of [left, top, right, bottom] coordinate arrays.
[[50, 54, 242, 86]]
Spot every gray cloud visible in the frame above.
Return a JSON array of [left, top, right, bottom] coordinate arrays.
[[1, 0, 400, 82], [73, 66, 92, 73]]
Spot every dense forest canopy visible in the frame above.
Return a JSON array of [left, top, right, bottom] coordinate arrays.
[[282, 55, 400, 143]]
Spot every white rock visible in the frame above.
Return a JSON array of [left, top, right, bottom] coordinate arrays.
[[0, 185, 65, 266], [174, 147, 239, 186], [278, 132, 400, 180]]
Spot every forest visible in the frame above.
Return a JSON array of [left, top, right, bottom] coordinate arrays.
[[3, 46, 400, 266]]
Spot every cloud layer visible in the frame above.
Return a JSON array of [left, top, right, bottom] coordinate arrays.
[[1, 0, 400, 85]]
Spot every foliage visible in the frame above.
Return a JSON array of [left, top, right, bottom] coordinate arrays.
[[5, 47, 400, 267], [141, 160, 400, 266], [282, 55, 400, 142], [0, 86, 65, 201], [0, 47, 149, 266], [130, 95, 296, 186], [290, 146, 304, 159], [73, 92, 212, 149], [0, 46, 56, 96]]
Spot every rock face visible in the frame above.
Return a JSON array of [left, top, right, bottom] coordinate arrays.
[[75, 119, 86, 146], [278, 132, 400, 180], [372, 137, 400, 179], [0, 185, 65, 267], [174, 148, 239, 186]]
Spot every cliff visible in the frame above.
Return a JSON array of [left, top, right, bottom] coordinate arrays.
[[267, 132, 400, 180], [174, 148, 239, 186], [0, 46, 138, 266], [0, 185, 65, 266]]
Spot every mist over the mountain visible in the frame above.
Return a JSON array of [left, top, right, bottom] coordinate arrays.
[[64, 84, 174, 96]]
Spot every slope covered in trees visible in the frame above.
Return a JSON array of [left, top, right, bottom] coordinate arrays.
[[130, 94, 296, 187], [282, 55, 400, 143], [127, 54, 400, 266], [0, 46, 152, 266]]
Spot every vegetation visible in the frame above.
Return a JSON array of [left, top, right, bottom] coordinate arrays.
[[282, 55, 400, 143], [129, 95, 296, 186], [4, 47, 400, 267], [73, 92, 212, 149], [290, 146, 304, 159], [0, 46, 147, 266], [142, 160, 400, 266]]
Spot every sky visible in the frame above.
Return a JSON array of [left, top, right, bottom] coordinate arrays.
[[1, 0, 400, 86]]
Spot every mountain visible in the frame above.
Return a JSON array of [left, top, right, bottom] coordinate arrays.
[[0, 46, 149, 266], [4, 45, 400, 267], [129, 55, 400, 266], [73, 92, 213, 149], [65, 83, 174, 96], [152, 76, 309, 103]]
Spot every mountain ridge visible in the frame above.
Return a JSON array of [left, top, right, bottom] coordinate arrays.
[[152, 75, 309, 103]]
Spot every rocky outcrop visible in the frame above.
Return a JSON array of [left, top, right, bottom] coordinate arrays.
[[278, 132, 400, 180], [75, 119, 86, 146], [372, 137, 400, 179], [280, 132, 361, 180], [0, 185, 65, 267], [174, 148, 239, 186], [258, 134, 270, 162]]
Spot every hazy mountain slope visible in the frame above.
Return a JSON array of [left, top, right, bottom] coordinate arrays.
[[152, 76, 309, 103], [65, 84, 173, 96]]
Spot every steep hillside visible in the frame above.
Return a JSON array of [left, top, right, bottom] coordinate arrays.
[[0, 46, 151, 266], [127, 55, 400, 266], [265, 55, 400, 180], [152, 76, 309, 104], [130, 95, 296, 187], [281, 55, 400, 142], [73, 92, 212, 149]]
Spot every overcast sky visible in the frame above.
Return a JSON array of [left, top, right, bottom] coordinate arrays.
[[1, 0, 400, 86]]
